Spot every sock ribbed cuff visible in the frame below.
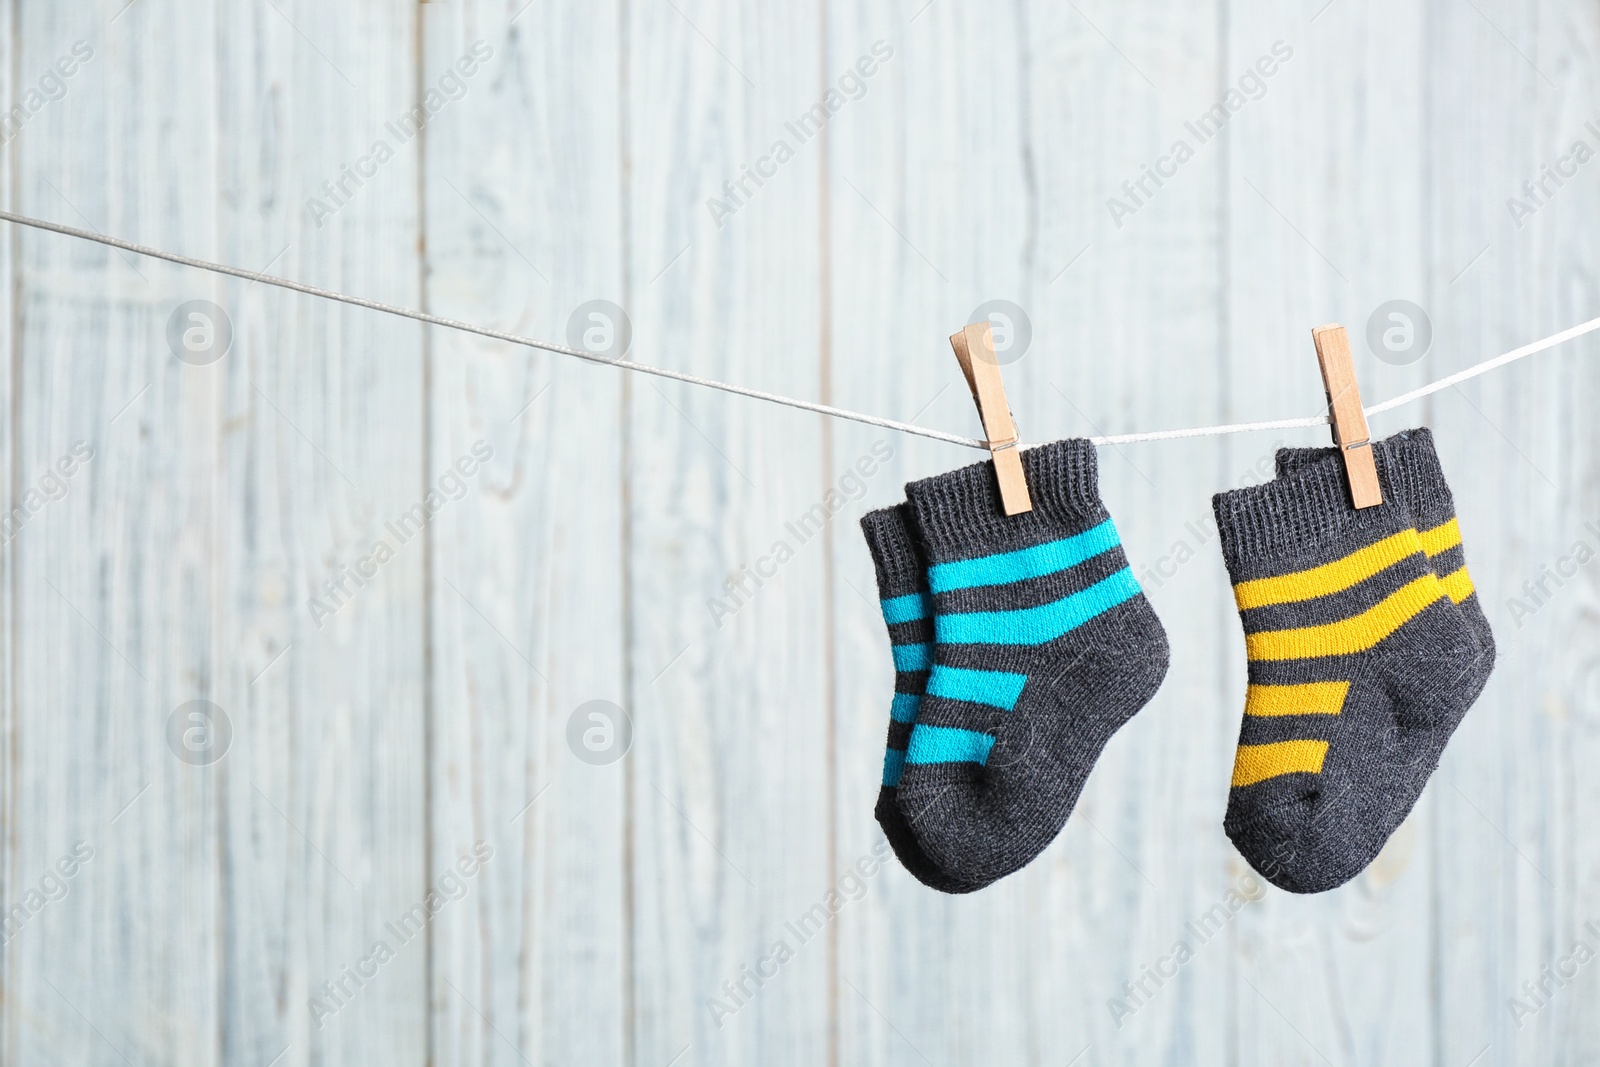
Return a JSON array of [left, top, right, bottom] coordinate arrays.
[[1212, 443, 1436, 578], [904, 438, 1104, 559], [860, 503, 926, 596], [1373, 428, 1455, 527], [1214, 452, 1371, 576], [1276, 427, 1456, 528]]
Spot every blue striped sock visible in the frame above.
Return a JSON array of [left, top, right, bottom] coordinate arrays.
[[860, 504, 976, 892], [894, 439, 1170, 889]]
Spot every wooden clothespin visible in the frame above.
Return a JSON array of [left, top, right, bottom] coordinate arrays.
[[950, 320, 1033, 515], [1311, 323, 1383, 509]]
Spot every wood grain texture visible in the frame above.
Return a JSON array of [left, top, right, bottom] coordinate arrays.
[[420, 2, 627, 1065], [623, 4, 834, 1064], [0, 1, 1595, 1064], [0, 0, 14, 1064], [7, 4, 228, 1063], [3, 1, 431, 1064], [211, 2, 429, 1065], [1428, 2, 1600, 1065]]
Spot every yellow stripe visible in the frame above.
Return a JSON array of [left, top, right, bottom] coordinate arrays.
[[1439, 565, 1475, 604], [1246, 574, 1444, 661], [1232, 529, 1424, 610], [1418, 517, 1462, 558], [1231, 740, 1330, 787], [1244, 680, 1350, 717]]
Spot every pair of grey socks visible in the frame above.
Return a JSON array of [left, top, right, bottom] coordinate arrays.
[[1213, 427, 1495, 893], [861, 439, 1170, 893], [867, 428, 1492, 896]]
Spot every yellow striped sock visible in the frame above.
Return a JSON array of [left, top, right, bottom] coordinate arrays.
[[1218, 429, 1494, 892]]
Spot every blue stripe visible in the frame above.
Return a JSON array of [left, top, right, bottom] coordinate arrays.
[[882, 748, 906, 786], [935, 568, 1142, 647], [905, 724, 995, 766], [880, 592, 932, 625], [928, 519, 1121, 593], [891, 643, 932, 672], [926, 665, 1028, 710], [889, 692, 921, 723]]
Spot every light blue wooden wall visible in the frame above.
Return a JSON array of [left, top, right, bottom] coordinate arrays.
[[1, 0, 1597, 1064]]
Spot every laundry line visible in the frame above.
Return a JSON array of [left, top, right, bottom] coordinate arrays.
[[2, 208, 1597, 451]]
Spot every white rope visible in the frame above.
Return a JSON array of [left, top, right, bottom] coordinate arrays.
[[1363, 314, 1600, 416], [1088, 414, 1329, 446], [3, 208, 1597, 452], [0, 210, 987, 451], [1084, 313, 1600, 446]]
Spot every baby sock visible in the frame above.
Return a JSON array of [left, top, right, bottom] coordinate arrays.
[[1214, 443, 1490, 892], [1276, 427, 1495, 667], [894, 439, 1169, 889], [859, 504, 975, 892]]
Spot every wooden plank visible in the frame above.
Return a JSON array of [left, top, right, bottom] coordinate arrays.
[[1427, 2, 1600, 1065], [3, 2, 431, 1064], [623, 2, 833, 1063], [209, 2, 428, 1064], [0, 1, 15, 1063], [2, 5, 227, 1064], [419, 3, 627, 1065]]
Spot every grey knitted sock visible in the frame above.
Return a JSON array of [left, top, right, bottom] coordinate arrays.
[[1276, 427, 1495, 667], [893, 439, 1169, 890], [1213, 441, 1492, 893], [859, 504, 978, 893]]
